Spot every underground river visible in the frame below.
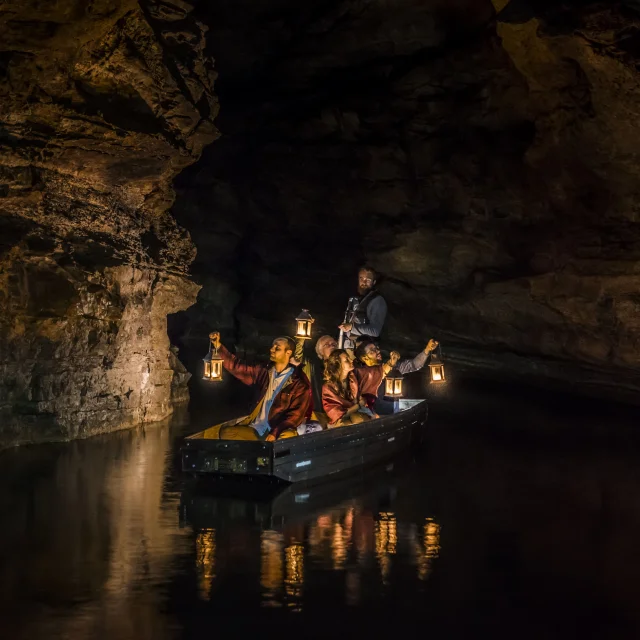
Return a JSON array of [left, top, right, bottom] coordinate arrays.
[[2, 380, 640, 640]]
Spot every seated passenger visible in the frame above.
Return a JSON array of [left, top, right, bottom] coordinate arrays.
[[354, 338, 438, 414], [321, 349, 373, 428], [351, 341, 401, 398], [293, 334, 338, 412], [209, 332, 312, 441]]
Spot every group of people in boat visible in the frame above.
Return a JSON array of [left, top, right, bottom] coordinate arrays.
[[208, 266, 438, 441]]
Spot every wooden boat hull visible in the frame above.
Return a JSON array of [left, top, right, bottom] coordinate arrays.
[[181, 400, 428, 483]]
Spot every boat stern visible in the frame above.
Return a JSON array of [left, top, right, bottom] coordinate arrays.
[[181, 437, 274, 477]]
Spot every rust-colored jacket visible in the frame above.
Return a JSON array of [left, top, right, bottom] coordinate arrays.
[[322, 380, 357, 425], [219, 345, 312, 438], [322, 363, 385, 424], [351, 364, 385, 403]]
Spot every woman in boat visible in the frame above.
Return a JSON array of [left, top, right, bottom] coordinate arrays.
[[321, 349, 374, 428]]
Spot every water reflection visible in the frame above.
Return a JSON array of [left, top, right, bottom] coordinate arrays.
[[4, 388, 640, 639], [284, 542, 304, 610], [416, 518, 441, 581], [185, 483, 441, 613], [195, 529, 216, 600], [0, 414, 192, 640], [260, 530, 284, 607]]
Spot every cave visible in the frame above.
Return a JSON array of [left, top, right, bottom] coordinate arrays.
[[1, 0, 640, 447]]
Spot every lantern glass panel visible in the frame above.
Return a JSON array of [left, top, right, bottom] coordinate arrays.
[[394, 378, 403, 396], [204, 360, 211, 379], [212, 359, 223, 379], [385, 377, 394, 396], [430, 364, 445, 382]]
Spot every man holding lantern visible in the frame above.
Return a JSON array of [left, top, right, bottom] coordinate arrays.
[[208, 332, 312, 441]]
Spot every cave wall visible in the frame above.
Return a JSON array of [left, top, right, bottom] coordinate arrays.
[[173, 0, 640, 402], [0, 0, 218, 445]]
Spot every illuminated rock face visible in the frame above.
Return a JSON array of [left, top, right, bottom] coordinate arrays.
[[174, 0, 640, 402], [0, 0, 218, 445]]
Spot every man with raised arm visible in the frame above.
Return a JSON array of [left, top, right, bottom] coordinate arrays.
[[209, 332, 312, 441], [354, 338, 439, 413]]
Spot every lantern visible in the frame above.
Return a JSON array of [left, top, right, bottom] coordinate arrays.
[[203, 344, 223, 382], [295, 309, 314, 340], [428, 346, 446, 384], [384, 369, 404, 399]]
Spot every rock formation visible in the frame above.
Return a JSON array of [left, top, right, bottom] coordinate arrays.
[[173, 0, 640, 403], [2, 0, 640, 448], [0, 0, 218, 445]]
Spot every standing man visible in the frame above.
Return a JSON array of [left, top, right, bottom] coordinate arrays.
[[338, 266, 387, 349]]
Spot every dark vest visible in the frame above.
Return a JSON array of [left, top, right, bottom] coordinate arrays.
[[353, 290, 381, 327]]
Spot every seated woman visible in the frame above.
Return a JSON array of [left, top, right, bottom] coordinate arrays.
[[322, 349, 375, 428]]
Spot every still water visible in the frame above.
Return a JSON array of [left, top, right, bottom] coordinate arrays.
[[2, 382, 640, 639]]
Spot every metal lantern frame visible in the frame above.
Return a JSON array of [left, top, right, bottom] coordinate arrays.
[[295, 309, 314, 340], [428, 344, 446, 383], [384, 368, 404, 399], [203, 344, 224, 382]]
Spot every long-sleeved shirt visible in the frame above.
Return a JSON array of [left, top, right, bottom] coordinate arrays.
[[218, 345, 312, 438], [349, 295, 387, 338], [396, 350, 429, 375]]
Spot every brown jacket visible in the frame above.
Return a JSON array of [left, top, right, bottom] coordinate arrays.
[[219, 345, 312, 438], [322, 363, 385, 424], [351, 363, 385, 405], [322, 380, 357, 425]]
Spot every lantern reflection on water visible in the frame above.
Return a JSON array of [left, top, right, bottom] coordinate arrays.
[[260, 530, 284, 607], [295, 309, 314, 340], [417, 517, 441, 581], [375, 511, 397, 584], [195, 529, 216, 600], [284, 542, 304, 610]]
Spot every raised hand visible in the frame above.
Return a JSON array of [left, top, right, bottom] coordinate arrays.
[[389, 350, 401, 366], [425, 339, 439, 353], [209, 331, 221, 349]]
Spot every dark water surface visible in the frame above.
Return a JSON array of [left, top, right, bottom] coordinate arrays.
[[2, 382, 640, 639]]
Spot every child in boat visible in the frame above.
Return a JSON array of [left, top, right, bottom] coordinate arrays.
[[321, 349, 377, 428]]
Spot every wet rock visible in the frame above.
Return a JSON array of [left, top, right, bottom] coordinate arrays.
[[0, 0, 217, 445], [173, 0, 640, 402]]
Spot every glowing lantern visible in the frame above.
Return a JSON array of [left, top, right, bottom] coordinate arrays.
[[203, 344, 223, 382], [295, 309, 314, 340], [429, 346, 446, 383], [384, 370, 404, 399]]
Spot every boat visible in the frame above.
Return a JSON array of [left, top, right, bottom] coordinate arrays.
[[181, 399, 428, 483]]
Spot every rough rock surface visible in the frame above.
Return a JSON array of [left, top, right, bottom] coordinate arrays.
[[0, 0, 217, 445], [173, 0, 640, 403]]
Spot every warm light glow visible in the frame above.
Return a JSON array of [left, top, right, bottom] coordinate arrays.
[[385, 374, 403, 398], [429, 363, 445, 382], [295, 309, 314, 340], [211, 358, 223, 379], [375, 512, 397, 584], [195, 529, 216, 600], [284, 542, 304, 610], [416, 517, 441, 581], [260, 530, 284, 607], [203, 347, 224, 382]]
